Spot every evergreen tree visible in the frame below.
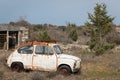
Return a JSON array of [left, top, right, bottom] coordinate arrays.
[[69, 30, 78, 41], [67, 23, 78, 41], [86, 3, 114, 55], [38, 31, 51, 41]]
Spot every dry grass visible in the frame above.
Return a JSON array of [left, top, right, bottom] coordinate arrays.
[[0, 48, 120, 80]]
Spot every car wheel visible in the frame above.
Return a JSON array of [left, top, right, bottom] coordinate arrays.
[[11, 62, 23, 72], [58, 65, 72, 75]]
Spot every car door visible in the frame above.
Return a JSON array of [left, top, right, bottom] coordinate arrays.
[[17, 45, 33, 69], [32, 45, 57, 71]]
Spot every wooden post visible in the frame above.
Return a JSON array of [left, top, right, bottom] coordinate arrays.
[[6, 31, 9, 50], [18, 31, 21, 46]]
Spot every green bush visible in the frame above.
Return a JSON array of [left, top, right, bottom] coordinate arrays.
[[38, 31, 52, 41], [95, 43, 115, 55], [33, 24, 46, 31], [69, 30, 78, 41]]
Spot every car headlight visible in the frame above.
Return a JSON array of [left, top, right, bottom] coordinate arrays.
[[74, 60, 81, 69], [73, 61, 77, 68]]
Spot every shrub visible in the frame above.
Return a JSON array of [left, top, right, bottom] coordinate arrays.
[[105, 30, 120, 45], [95, 43, 115, 55], [69, 30, 78, 41], [38, 31, 52, 41], [33, 24, 46, 31]]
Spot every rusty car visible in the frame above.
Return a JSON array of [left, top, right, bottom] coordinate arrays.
[[7, 41, 81, 75]]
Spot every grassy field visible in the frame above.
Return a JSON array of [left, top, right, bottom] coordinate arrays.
[[0, 47, 120, 80]]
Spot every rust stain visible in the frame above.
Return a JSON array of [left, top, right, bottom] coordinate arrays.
[[15, 40, 58, 71], [16, 41, 56, 49]]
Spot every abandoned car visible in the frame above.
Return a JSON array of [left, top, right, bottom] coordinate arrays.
[[7, 41, 81, 75]]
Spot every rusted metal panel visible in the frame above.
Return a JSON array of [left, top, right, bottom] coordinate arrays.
[[16, 41, 56, 49], [32, 54, 57, 71]]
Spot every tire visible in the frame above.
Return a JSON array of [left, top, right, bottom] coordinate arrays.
[[58, 65, 72, 75], [11, 62, 23, 72]]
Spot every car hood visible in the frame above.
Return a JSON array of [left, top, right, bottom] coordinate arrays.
[[57, 54, 80, 61]]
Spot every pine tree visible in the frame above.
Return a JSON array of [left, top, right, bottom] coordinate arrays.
[[86, 3, 114, 55], [38, 31, 51, 41], [69, 30, 78, 41]]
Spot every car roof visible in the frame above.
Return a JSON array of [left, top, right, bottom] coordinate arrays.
[[16, 41, 57, 49]]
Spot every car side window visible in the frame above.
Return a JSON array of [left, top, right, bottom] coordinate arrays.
[[35, 46, 53, 55], [35, 46, 43, 54], [18, 46, 33, 54]]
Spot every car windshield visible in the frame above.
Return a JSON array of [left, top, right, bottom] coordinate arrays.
[[54, 45, 63, 54]]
